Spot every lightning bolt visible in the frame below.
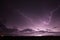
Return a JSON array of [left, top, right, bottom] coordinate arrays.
[[17, 10, 35, 27], [48, 6, 60, 25]]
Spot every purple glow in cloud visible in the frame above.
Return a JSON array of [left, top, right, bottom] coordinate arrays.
[[16, 6, 60, 32]]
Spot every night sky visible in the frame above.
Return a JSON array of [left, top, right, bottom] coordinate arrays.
[[1, 0, 60, 32]]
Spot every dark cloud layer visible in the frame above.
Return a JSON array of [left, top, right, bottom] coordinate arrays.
[[1, 0, 60, 31]]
